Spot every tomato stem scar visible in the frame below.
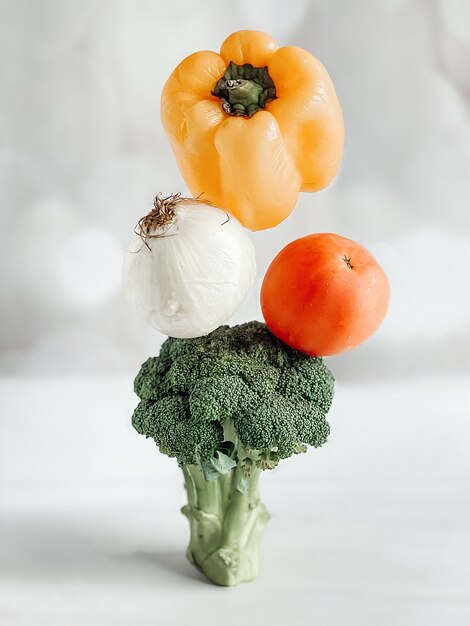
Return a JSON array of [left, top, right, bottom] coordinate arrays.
[[342, 255, 354, 269]]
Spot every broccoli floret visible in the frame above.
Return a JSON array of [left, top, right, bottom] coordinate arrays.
[[132, 321, 334, 586], [133, 321, 333, 464], [133, 397, 223, 465]]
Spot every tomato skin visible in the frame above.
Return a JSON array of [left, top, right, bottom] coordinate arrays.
[[260, 233, 390, 356]]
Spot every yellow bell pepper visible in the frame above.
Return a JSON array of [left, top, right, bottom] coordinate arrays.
[[161, 30, 344, 231]]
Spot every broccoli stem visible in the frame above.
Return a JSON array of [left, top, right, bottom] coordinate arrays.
[[181, 464, 270, 586]]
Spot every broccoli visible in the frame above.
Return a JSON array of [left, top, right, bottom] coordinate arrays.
[[132, 321, 334, 586]]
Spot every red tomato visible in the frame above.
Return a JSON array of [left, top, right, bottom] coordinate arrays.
[[260, 233, 390, 356]]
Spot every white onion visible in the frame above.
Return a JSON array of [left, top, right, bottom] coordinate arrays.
[[123, 195, 256, 338]]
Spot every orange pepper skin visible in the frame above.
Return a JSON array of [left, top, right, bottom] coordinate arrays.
[[161, 31, 344, 231]]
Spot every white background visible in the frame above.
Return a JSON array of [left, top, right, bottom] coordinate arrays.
[[2, 0, 470, 378], [1, 1, 470, 624]]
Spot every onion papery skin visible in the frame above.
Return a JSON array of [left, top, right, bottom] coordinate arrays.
[[123, 201, 256, 338]]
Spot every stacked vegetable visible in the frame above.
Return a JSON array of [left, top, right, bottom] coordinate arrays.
[[124, 30, 390, 586]]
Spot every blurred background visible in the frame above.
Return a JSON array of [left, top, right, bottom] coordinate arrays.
[[2, 0, 470, 379], [1, 2, 470, 625]]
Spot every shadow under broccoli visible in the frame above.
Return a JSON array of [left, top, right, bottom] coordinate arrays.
[[132, 321, 334, 586]]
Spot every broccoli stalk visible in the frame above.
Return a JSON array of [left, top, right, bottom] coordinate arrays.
[[182, 464, 269, 586], [132, 321, 334, 586]]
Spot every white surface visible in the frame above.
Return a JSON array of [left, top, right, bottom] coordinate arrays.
[[1, 376, 470, 625]]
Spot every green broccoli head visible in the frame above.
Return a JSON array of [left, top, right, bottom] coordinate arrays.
[[132, 321, 334, 470]]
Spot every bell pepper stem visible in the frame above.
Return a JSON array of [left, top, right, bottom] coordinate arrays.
[[212, 61, 276, 117]]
